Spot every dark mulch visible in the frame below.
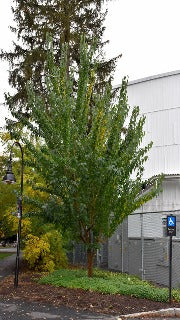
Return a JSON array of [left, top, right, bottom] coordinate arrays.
[[1, 271, 180, 317]]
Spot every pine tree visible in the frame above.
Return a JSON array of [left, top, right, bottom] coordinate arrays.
[[0, 0, 120, 119]]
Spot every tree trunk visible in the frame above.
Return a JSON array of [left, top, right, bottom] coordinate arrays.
[[63, 0, 71, 77], [87, 249, 95, 277]]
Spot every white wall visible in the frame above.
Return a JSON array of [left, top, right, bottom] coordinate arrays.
[[126, 71, 180, 179], [128, 178, 180, 238]]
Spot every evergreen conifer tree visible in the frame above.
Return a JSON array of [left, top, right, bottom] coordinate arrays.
[[0, 0, 120, 120]]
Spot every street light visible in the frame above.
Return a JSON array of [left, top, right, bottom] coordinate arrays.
[[2, 141, 24, 288]]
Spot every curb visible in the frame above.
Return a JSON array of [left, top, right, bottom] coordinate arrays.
[[117, 308, 180, 319], [0, 248, 17, 253]]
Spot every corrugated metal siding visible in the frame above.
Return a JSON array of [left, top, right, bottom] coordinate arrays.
[[128, 213, 163, 238], [128, 73, 180, 113], [135, 179, 180, 212], [127, 73, 180, 178]]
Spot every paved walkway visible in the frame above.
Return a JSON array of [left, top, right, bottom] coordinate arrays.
[[0, 249, 17, 280], [0, 248, 16, 253]]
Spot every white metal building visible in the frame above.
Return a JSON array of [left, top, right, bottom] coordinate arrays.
[[126, 70, 180, 227], [126, 70, 180, 179], [108, 71, 180, 287]]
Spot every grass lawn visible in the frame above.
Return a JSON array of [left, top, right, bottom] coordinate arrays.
[[0, 252, 13, 260], [39, 268, 180, 303]]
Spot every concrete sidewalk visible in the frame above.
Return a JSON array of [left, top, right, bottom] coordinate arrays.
[[118, 308, 180, 319]]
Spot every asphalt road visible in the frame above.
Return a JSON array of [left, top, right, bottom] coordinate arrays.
[[1, 299, 179, 320], [0, 298, 117, 320]]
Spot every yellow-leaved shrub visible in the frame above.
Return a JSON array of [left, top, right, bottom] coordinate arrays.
[[0, 230, 5, 239], [21, 218, 32, 238], [42, 230, 68, 268], [23, 230, 67, 272], [23, 234, 54, 272]]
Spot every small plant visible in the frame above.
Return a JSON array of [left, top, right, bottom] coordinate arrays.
[[39, 268, 180, 303]]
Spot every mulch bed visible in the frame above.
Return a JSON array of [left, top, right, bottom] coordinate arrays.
[[0, 271, 180, 316]]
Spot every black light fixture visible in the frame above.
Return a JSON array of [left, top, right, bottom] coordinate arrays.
[[2, 141, 24, 288], [2, 155, 16, 184]]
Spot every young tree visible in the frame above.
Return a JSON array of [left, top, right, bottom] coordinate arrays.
[[0, 133, 68, 269], [0, 135, 18, 240], [0, 0, 119, 121], [0, 132, 48, 241], [20, 40, 162, 277]]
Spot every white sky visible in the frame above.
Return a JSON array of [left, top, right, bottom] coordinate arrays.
[[1, 0, 180, 122], [104, 0, 180, 84]]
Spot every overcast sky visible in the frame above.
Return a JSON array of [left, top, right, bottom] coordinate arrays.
[[104, 0, 180, 83], [1, 0, 180, 122]]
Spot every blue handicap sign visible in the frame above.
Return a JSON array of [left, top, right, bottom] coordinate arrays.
[[167, 216, 176, 227]]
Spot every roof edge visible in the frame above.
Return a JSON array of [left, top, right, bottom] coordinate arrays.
[[164, 174, 180, 180], [113, 70, 180, 89]]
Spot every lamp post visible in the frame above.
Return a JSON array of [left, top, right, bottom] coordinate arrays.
[[2, 141, 24, 288]]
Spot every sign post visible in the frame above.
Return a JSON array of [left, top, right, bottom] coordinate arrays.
[[167, 215, 176, 304]]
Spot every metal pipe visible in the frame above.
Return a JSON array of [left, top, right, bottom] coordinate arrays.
[[5, 141, 24, 288], [169, 235, 172, 304], [14, 142, 23, 288], [141, 207, 144, 280], [121, 221, 124, 273]]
